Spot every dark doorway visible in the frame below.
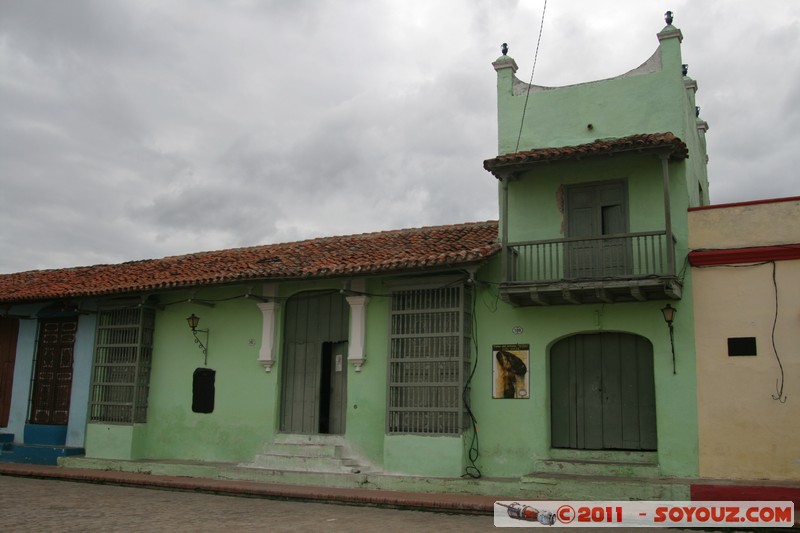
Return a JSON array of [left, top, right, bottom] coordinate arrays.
[[280, 291, 349, 434], [0, 317, 20, 427], [550, 332, 657, 450], [319, 341, 348, 434], [30, 317, 77, 425]]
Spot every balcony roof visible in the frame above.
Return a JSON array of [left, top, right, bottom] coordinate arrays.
[[483, 132, 688, 178]]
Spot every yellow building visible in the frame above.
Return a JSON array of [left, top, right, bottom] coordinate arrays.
[[689, 196, 800, 481]]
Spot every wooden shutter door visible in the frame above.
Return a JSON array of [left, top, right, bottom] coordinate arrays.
[[550, 333, 656, 450]]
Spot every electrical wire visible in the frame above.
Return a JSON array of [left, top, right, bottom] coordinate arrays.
[[769, 261, 787, 403], [514, 0, 548, 153], [696, 260, 788, 403], [462, 280, 482, 479]]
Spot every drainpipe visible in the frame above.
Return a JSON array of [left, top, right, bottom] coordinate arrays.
[[659, 154, 676, 276]]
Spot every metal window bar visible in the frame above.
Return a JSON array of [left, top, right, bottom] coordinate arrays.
[[89, 307, 155, 424], [387, 286, 470, 435]]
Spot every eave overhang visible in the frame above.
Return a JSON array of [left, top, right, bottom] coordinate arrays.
[[483, 132, 688, 179]]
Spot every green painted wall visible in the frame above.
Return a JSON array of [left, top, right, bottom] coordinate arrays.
[[506, 154, 679, 244], [384, 435, 464, 477], [494, 23, 709, 207], [468, 256, 698, 477], [144, 286, 273, 462], [483, 22, 701, 479], [343, 278, 388, 466], [81, 23, 703, 481], [82, 266, 698, 478], [496, 30, 685, 155], [85, 423, 147, 460]]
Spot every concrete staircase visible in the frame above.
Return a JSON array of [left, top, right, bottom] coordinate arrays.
[[520, 450, 686, 500], [531, 450, 661, 478], [0, 433, 84, 466], [241, 434, 376, 475]]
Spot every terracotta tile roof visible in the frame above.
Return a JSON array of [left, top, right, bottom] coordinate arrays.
[[0, 221, 500, 304], [483, 132, 689, 176]]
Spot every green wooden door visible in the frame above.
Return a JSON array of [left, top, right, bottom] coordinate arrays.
[[550, 333, 657, 450], [566, 181, 630, 278], [280, 291, 349, 434]]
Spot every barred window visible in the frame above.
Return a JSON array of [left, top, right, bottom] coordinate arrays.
[[387, 285, 472, 435], [89, 307, 155, 424]]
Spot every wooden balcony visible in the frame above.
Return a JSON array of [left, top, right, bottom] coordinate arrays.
[[501, 231, 682, 306]]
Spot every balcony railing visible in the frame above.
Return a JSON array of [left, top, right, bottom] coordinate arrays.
[[507, 231, 674, 283]]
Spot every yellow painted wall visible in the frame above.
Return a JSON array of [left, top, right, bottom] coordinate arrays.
[[689, 198, 800, 249], [690, 198, 800, 481]]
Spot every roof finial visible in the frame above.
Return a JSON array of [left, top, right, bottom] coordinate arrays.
[[501, 43, 508, 56], [664, 11, 674, 25]]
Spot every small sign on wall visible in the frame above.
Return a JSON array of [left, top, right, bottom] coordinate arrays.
[[493, 344, 530, 399]]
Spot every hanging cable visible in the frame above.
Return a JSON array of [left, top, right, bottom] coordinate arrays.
[[695, 260, 788, 403], [769, 261, 787, 403], [462, 279, 482, 479], [514, 0, 548, 153]]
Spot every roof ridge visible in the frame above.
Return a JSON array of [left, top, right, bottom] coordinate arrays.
[[162, 220, 500, 259], [1, 220, 500, 277]]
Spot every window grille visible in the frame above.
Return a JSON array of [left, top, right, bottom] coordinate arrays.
[[89, 307, 155, 424], [387, 285, 472, 435]]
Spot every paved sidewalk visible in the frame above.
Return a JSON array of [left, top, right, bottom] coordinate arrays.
[[0, 462, 497, 515]]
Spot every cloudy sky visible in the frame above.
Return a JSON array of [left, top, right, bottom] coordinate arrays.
[[1, 1, 798, 274]]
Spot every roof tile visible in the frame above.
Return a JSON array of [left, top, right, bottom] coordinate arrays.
[[483, 132, 689, 176], [0, 221, 500, 303]]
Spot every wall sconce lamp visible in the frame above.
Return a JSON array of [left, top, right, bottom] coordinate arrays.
[[187, 313, 209, 366], [661, 304, 676, 374]]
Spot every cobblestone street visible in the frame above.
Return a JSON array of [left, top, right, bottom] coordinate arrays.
[[1, 475, 495, 533], [1, 474, 769, 532]]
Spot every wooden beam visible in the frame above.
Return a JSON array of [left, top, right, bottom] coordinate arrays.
[[664, 280, 682, 300], [562, 289, 581, 304], [594, 288, 614, 303], [528, 289, 550, 306], [630, 286, 646, 301]]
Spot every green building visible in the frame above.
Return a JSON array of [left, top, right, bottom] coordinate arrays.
[[0, 16, 709, 499]]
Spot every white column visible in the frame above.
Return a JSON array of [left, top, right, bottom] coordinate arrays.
[[256, 284, 279, 372], [346, 280, 370, 372]]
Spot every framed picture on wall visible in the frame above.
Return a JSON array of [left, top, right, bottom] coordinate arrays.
[[492, 344, 530, 399]]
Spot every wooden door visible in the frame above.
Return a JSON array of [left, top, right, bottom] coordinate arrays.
[[550, 332, 657, 450], [325, 341, 348, 435], [566, 181, 629, 278], [30, 318, 77, 425], [280, 292, 348, 434], [0, 317, 20, 427]]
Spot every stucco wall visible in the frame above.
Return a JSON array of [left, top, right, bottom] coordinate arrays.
[[470, 256, 698, 478], [689, 198, 800, 249], [690, 199, 800, 480]]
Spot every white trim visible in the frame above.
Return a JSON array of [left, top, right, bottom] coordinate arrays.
[[256, 284, 279, 372], [346, 280, 369, 372]]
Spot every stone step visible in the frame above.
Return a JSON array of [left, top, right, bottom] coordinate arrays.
[[269, 442, 343, 458], [272, 434, 346, 446], [531, 458, 661, 478], [248, 453, 363, 474], [520, 471, 687, 500], [244, 434, 373, 474], [0, 444, 85, 466]]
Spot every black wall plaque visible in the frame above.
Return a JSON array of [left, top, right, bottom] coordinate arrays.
[[192, 367, 216, 413], [728, 337, 757, 357]]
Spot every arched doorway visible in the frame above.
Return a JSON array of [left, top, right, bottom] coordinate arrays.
[[280, 291, 349, 435], [550, 332, 656, 450]]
